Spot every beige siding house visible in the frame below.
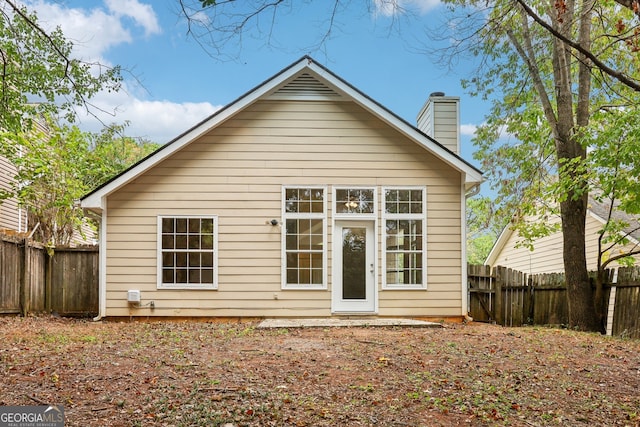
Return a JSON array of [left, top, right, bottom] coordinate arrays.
[[486, 198, 640, 274], [0, 155, 27, 233], [82, 57, 483, 319]]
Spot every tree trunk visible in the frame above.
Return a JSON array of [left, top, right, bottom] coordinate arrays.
[[560, 195, 601, 331]]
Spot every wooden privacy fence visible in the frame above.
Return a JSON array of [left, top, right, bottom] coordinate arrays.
[[468, 264, 640, 339], [0, 234, 98, 317]]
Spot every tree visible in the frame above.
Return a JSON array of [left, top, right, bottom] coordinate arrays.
[[466, 196, 505, 264], [442, 0, 640, 332], [83, 123, 160, 192], [0, 121, 160, 247], [0, 1, 122, 134], [0, 2, 128, 247], [0, 121, 92, 247]]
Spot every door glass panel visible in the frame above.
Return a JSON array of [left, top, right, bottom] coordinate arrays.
[[342, 227, 367, 299]]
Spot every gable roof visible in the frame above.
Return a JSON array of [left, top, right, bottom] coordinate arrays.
[[81, 56, 483, 210], [485, 196, 640, 266]]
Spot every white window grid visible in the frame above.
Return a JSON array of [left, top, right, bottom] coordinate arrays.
[[157, 215, 218, 290], [333, 187, 377, 218], [282, 186, 328, 289], [382, 187, 427, 289]]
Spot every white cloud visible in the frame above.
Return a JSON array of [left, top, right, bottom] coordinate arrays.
[[460, 123, 477, 137], [28, 0, 132, 61], [373, 0, 440, 17], [105, 0, 161, 37], [75, 85, 221, 144], [25, 1, 217, 143]]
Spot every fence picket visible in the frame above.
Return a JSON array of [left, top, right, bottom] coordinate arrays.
[[0, 234, 98, 317], [468, 264, 640, 339]]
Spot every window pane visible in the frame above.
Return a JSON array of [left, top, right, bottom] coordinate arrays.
[[188, 218, 200, 233], [189, 269, 201, 284], [176, 269, 188, 283], [287, 269, 298, 284], [188, 235, 200, 250], [189, 253, 200, 267], [162, 218, 174, 233], [311, 252, 323, 269], [201, 269, 214, 284], [201, 218, 214, 233], [287, 252, 298, 268], [176, 252, 187, 267], [163, 269, 174, 283], [162, 235, 174, 250], [176, 218, 187, 233], [162, 252, 174, 267], [175, 235, 187, 249], [201, 252, 214, 268], [201, 234, 213, 250]]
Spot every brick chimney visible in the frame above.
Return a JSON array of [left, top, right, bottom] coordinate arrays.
[[416, 92, 460, 155]]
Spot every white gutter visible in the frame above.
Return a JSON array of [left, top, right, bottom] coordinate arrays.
[[92, 197, 107, 321]]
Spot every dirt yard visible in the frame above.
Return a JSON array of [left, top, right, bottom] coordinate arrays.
[[0, 316, 639, 426]]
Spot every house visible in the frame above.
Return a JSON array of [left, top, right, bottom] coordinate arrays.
[[81, 56, 483, 319], [486, 197, 640, 274], [0, 155, 28, 234]]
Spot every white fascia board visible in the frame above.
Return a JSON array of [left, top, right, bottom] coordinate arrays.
[[484, 224, 514, 267]]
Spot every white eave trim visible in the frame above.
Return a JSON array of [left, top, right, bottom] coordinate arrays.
[[484, 225, 514, 267]]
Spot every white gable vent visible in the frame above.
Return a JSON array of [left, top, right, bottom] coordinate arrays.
[[268, 73, 344, 101]]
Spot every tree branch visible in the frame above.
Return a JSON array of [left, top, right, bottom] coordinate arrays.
[[514, 0, 640, 91]]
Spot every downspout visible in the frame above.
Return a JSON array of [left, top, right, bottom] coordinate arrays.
[[462, 180, 482, 321], [83, 198, 106, 322]]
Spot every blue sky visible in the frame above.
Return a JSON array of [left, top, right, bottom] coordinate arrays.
[[27, 0, 489, 167]]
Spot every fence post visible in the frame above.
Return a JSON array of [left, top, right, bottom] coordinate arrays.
[[494, 266, 505, 326], [45, 252, 53, 313], [20, 237, 30, 316]]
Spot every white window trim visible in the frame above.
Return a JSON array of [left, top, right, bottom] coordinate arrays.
[[281, 186, 328, 290], [333, 186, 377, 219], [157, 215, 219, 290], [382, 186, 427, 290]]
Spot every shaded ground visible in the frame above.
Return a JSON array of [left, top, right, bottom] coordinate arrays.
[[0, 316, 639, 426]]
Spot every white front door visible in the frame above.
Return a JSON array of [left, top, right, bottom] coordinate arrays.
[[332, 220, 376, 313]]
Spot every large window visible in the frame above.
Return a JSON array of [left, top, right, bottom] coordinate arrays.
[[283, 187, 326, 289], [383, 188, 426, 289], [158, 216, 218, 289]]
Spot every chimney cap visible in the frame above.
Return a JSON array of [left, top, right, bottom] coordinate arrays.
[[430, 91, 446, 97]]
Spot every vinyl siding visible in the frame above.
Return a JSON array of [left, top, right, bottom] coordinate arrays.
[[490, 214, 640, 274], [0, 155, 25, 232], [104, 100, 464, 317], [416, 97, 459, 155]]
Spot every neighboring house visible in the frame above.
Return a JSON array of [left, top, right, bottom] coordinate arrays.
[[0, 120, 96, 245], [81, 56, 483, 319], [486, 197, 640, 274], [0, 154, 28, 234]]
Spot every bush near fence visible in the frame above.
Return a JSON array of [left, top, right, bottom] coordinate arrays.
[[468, 264, 640, 339], [0, 233, 98, 317]]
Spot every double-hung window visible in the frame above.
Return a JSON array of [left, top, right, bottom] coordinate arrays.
[[383, 188, 426, 289], [283, 187, 327, 289], [158, 216, 218, 289]]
